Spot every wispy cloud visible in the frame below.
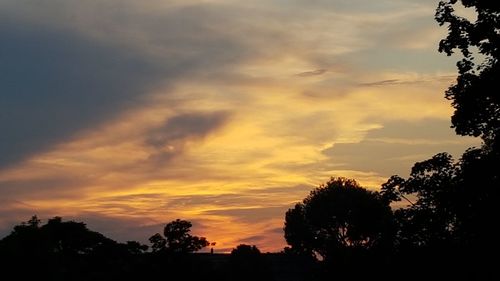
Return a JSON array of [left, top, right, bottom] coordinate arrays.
[[295, 69, 328, 77], [358, 79, 405, 86], [358, 75, 455, 87]]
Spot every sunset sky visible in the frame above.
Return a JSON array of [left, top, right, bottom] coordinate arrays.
[[0, 0, 478, 252]]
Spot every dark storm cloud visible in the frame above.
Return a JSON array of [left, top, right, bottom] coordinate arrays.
[[0, 20, 166, 169]]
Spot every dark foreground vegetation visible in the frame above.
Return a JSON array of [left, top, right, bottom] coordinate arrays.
[[0, 216, 313, 281], [1, 1, 498, 280]]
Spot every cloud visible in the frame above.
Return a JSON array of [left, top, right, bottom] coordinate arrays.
[[366, 118, 461, 141], [295, 69, 327, 77], [358, 79, 406, 86], [165, 185, 311, 210], [0, 20, 166, 168], [146, 112, 230, 148], [237, 226, 284, 245], [66, 213, 162, 243], [0, 1, 249, 169], [167, 194, 251, 209], [0, 0, 453, 172], [0, 177, 86, 201], [357, 74, 456, 87], [144, 111, 231, 165], [203, 206, 287, 224], [322, 119, 478, 177]]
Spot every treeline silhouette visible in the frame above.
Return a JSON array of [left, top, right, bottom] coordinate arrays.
[[1, 1, 498, 280], [0, 216, 309, 280]]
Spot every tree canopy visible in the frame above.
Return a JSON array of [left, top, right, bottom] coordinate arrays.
[[376, 0, 500, 254], [149, 219, 209, 254], [0, 216, 116, 257], [229, 244, 272, 281], [284, 178, 394, 263], [435, 0, 500, 146]]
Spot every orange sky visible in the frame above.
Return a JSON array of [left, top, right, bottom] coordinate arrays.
[[0, 0, 478, 252]]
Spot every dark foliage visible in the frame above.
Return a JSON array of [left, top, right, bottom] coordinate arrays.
[[227, 244, 272, 281], [372, 2, 500, 278], [284, 177, 394, 277], [148, 219, 209, 254], [435, 0, 500, 147], [0, 217, 225, 280], [0, 216, 149, 280], [380, 149, 497, 279], [0, 216, 310, 281]]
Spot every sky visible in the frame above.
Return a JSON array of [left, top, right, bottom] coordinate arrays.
[[0, 0, 478, 252]]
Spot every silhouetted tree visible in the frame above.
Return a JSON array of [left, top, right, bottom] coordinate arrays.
[[0, 216, 116, 257], [283, 204, 314, 258], [231, 244, 261, 258], [149, 233, 167, 253], [373, 3, 500, 277], [433, 1, 499, 251], [125, 240, 149, 255], [435, 0, 500, 148], [381, 153, 460, 248], [26, 215, 42, 228], [284, 177, 394, 268], [381, 149, 497, 278], [0, 216, 144, 280], [42, 216, 116, 255], [149, 219, 209, 254], [229, 244, 272, 281]]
